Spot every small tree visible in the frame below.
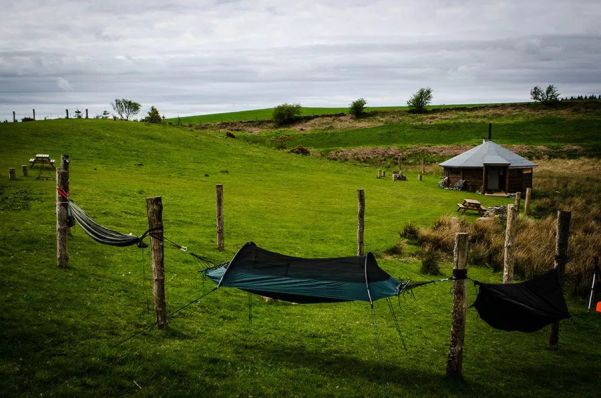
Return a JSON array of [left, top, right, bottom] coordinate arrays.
[[145, 106, 162, 123], [101, 110, 110, 119], [111, 98, 141, 120], [74, 109, 82, 119], [530, 85, 560, 105], [407, 88, 433, 113], [350, 98, 367, 118], [273, 103, 301, 126]]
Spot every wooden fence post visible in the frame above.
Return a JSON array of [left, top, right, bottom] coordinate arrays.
[[65, 109, 69, 119], [524, 188, 532, 216], [21, 165, 28, 177], [85, 109, 89, 119], [32, 109, 36, 120], [446, 232, 469, 379], [514, 192, 521, 213], [12, 111, 16, 122], [397, 155, 402, 171], [549, 210, 571, 349], [146, 196, 167, 329], [503, 204, 518, 283], [216, 184, 224, 251], [8, 168, 16, 180], [56, 166, 69, 268], [418, 173, 423, 181], [357, 189, 365, 256]]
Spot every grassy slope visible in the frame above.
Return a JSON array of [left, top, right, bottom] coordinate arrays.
[[169, 103, 497, 124], [187, 103, 599, 157], [0, 120, 599, 397]]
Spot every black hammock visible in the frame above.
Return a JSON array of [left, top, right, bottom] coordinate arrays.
[[473, 269, 570, 332], [69, 200, 149, 247]]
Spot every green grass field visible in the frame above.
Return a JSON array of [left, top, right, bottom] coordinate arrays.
[[168, 103, 500, 124], [232, 104, 601, 158], [1, 119, 600, 397]]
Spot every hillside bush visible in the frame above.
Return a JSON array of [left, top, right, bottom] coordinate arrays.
[[145, 106, 162, 123], [349, 98, 367, 118], [531, 85, 560, 105], [273, 103, 301, 126], [407, 88, 432, 113], [420, 244, 441, 275]]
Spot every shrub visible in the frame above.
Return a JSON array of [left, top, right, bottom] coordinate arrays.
[[349, 98, 367, 118], [145, 106, 162, 123], [273, 103, 301, 126], [400, 222, 420, 242], [407, 88, 433, 113], [419, 244, 441, 275], [384, 241, 405, 256], [21, 117, 34, 122], [531, 85, 560, 105], [289, 145, 310, 156]]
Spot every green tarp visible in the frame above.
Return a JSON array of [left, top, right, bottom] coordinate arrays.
[[204, 242, 401, 303]]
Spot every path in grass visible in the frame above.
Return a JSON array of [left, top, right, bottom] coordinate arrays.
[[0, 119, 599, 397]]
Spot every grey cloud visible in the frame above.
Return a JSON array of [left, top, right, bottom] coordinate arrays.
[[1, 1, 601, 118]]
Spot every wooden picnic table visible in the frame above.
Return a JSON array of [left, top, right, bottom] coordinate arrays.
[[457, 198, 486, 216], [29, 154, 56, 169], [29, 154, 56, 180]]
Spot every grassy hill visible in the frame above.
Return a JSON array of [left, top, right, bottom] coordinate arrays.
[[1, 119, 600, 397], [178, 102, 601, 161], [168, 103, 499, 124]]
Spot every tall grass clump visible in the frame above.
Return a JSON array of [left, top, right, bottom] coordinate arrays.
[[409, 158, 601, 297]]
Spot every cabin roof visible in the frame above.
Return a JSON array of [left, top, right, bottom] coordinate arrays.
[[439, 140, 536, 168]]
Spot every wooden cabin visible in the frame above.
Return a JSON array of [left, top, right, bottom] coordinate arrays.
[[439, 140, 535, 194]]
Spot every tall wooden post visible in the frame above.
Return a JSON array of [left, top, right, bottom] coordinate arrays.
[[503, 204, 518, 283], [524, 188, 532, 216], [421, 159, 425, 174], [12, 111, 16, 122], [514, 192, 521, 213], [85, 109, 89, 119], [65, 109, 69, 119], [8, 168, 16, 180], [447, 232, 469, 379], [32, 109, 36, 120], [397, 155, 402, 171], [146, 196, 167, 329], [549, 210, 571, 349], [216, 184, 224, 250], [21, 165, 28, 177], [56, 165, 69, 268], [357, 189, 365, 256]]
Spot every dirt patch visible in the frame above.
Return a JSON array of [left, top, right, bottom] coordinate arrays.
[[292, 114, 384, 131]]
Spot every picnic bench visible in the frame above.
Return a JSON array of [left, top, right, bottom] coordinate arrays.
[[29, 154, 56, 180], [457, 198, 486, 216]]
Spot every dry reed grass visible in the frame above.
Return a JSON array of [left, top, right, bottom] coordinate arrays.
[[407, 158, 600, 296]]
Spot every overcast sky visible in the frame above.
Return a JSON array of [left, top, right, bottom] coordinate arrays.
[[1, 0, 601, 119]]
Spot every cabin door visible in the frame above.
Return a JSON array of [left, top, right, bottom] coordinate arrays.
[[487, 168, 500, 191]]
